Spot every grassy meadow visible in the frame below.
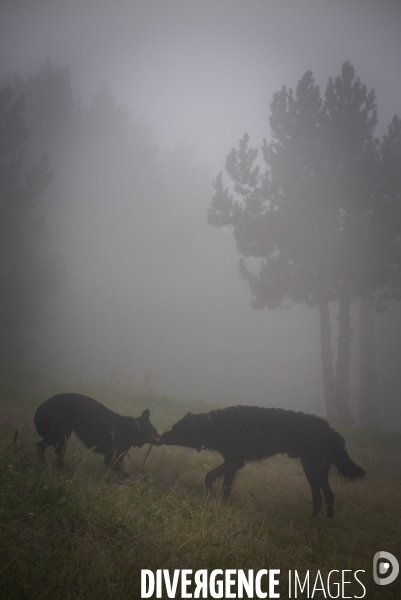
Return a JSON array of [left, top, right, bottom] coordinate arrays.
[[1, 374, 400, 599]]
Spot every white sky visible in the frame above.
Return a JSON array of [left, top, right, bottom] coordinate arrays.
[[2, 0, 401, 169]]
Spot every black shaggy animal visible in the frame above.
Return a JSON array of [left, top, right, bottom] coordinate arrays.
[[35, 393, 160, 476], [161, 406, 365, 517]]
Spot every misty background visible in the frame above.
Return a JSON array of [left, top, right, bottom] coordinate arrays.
[[1, 0, 401, 429]]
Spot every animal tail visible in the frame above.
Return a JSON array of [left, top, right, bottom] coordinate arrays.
[[332, 437, 365, 480]]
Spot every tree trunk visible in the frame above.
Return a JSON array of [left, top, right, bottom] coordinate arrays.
[[335, 289, 355, 425], [318, 298, 337, 421], [358, 292, 379, 429]]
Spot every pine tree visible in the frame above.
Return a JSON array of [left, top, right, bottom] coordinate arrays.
[[208, 63, 391, 425], [357, 115, 401, 428], [209, 70, 341, 419]]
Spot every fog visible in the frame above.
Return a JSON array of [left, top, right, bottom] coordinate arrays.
[[1, 0, 401, 427]]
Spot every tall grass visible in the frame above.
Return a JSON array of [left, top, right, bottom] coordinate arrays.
[[0, 376, 400, 598]]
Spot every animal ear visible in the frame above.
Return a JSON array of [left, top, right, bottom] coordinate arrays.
[[134, 419, 141, 433], [140, 409, 150, 420]]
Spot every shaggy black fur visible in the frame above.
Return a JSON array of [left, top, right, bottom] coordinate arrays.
[[35, 393, 160, 476], [161, 405, 365, 517]]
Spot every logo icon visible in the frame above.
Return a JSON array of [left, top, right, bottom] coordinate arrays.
[[373, 552, 399, 585]]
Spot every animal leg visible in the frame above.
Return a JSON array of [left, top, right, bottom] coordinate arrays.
[[43, 421, 73, 467], [36, 440, 47, 464], [301, 458, 323, 517], [54, 438, 68, 468], [104, 449, 116, 469], [222, 460, 245, 497], [205, 463, 225, 491], [114, 455, 128, 479], [318, 458, 335, 518], [104, 451, 128, 479]]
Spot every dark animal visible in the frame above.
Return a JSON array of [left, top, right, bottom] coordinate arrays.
[[161, 405, 365, 517], [35, 393, 160, 477]]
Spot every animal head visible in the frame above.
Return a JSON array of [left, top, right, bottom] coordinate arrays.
[[161, 412, 213, 452], [135, 409, 160, 446]]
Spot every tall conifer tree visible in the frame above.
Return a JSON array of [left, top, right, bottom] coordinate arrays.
[[209, 63, 397, 426]]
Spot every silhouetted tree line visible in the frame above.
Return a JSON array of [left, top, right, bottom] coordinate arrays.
[[0, 58, 209, 376], [0, 64, 65, 366], [209, 62, 401, 429], [0, 59, 159, 368]]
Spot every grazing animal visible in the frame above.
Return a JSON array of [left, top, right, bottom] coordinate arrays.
[[161, 405, 365, 517], [35, 393, 160, 476]]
